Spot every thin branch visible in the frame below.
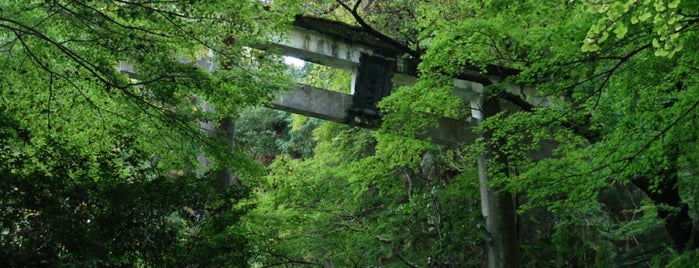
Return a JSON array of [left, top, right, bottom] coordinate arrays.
[[335, 0, 421, 58], [572, 43, 651, 124], [114, 0, 212, 21], [500, 91, 534, 112], [0, 18, 118, 88], [16, 30, 108, 131], [303, 3, 340, 16], [551, 94, 699, 184], [66, 0, 172, 38], [374, 236, 421, 268], [505, 41, 653, 142], [2, 16, 207, 145], [623, 98, 699, 164], [395, 252, 421, 268], [352, 0, 362, 13], [261, 252, 319, 267], [48, 71, 53, 130]]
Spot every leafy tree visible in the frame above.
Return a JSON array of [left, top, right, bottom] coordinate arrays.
[[6, 0, 697, 266], [0, 109, 221, 266], [408, 0, 699, 265], [0, 0, 294, 266], [235, 107, 320, 164], [267, 0, 699, 266], [246, 58, 487, 266]]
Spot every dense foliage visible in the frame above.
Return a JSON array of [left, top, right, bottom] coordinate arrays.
[[0, 0, 291, 266], [2, 0, 699, 267], [248, 0, 699, 267]]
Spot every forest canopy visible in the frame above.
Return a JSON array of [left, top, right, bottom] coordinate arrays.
[[1, 0, 699, 267]]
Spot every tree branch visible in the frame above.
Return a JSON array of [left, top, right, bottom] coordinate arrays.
[[351, 0, 362, 12], [1, 16, 206, 144], [335, 0, 421, 58], [375, 236, 421, 268], [395, 252, 421, 268], [262, 252, 319, 267]]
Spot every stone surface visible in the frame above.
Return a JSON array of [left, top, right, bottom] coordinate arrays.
[[269, 84, 353, 123], [271, 84, 478, 145]]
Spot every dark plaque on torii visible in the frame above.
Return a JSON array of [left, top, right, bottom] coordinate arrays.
[[349, 53, 396, 125]]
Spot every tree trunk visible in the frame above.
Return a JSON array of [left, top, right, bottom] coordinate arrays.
[[632, 174, 698, 251], [632, 137, 698, 252]]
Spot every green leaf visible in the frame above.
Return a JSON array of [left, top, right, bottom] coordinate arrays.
[[639, 11, 653, 22], [631, 16, 639, 24], [599, 30, 610, 43], [654, 1, 667, 12], [614, 23, 628, 39], [668, 0, 681, 9]]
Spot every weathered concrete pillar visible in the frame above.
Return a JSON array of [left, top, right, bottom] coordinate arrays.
[[195, 99, 216, 179], [215, 116, 238, 190], [350, 67, 358, 95], [475, 91, 520, 268]]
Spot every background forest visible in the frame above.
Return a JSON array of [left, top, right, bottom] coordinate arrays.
[[1, 0, 699, 267]]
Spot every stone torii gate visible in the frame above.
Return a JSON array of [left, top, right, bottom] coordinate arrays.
[[260, 16, 550, 268], [262, 16, 547, 145], [119, 15, 547, 268], [259, 16, 488, 145]]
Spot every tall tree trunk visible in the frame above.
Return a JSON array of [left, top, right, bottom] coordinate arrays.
[[476, 97, 520, 268], [632, 174, 698, 251], [632, 139, 698, 251]]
